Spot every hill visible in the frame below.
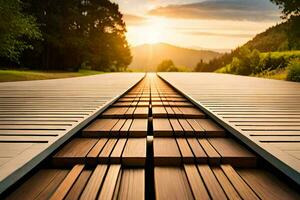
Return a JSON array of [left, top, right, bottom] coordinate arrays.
[[195, 17, 300, 72], [129, 43, 221, 71]]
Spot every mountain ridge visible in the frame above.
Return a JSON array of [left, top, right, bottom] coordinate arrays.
[[195, 17, 300, 72], [129, 43, 221, 71]]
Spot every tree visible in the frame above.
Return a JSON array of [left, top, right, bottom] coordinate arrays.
[[0, 0, 41, 63], [156, 59, 178, 72], [250, 49, 261, 73], [270, 0, 300, 18], [23, 0, 131, 71]]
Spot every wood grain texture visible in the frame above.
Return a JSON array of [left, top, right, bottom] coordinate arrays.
[[154, 167, 194, 200], [153, 118, 173, 136], [122, 138, 146, 166], [50, 164, 84, 200], [209, 138, 257, 167], [80, 165, 108, 200], [117, 169, 145, 200], [98, 164, 121, 200], [184, 164, 210, 200], [221, 164, 259, 200], [52, 138, 98, 166], [154, 138, 181, 165], [159, 72, 300, 183], [237, 168, 300, 200]]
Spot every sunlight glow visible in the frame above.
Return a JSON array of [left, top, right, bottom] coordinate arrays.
[[139, 17, 165, 44]]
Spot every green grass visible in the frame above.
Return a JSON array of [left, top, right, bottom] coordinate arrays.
[[0, 69, 105, 82], [260, 50, 300, 58], [255, 68, 287, 80]]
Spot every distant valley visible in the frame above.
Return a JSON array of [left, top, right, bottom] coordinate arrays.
[[129, 43, 221, 72]]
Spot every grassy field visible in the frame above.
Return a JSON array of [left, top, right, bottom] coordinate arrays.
[[0, 69, 105, 82]]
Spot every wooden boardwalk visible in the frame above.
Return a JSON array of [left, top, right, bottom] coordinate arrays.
[[3, 74, 299, 199], [0, 73, 144, 193], [159, 72, 300, 184]]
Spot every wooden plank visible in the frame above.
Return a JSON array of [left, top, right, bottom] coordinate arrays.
[[172, 107, 184, 118], [186, 119, 205, 137], [98, 139, 118, 164], [80, 165, 108, 200], [221, 165, 259, 200], [86, 138, 108, 166], [133, 107, 148, 118], [197, 165, 227, 199], [212, 167, 241, 200], [110, 119, 126, 137], [209, 138, 257, 167], [169, 119, 184, 136], [153, 138, 181, 165], [153, 118, 173, 136], [98, 165, 121, 199], [34, 170, 69, 200], [120, 119, 132, 137], [137, 101, 149, 107], [237, 168, 300, 200], [195, 119, 226, 137], [110, 139, 127, 163], [117, 169, 145, 200], [165, 107, 175, 117], [178, 119, 194, 136], [174, 102, 193, 107], [198, 139, 221, 165], [65, 170, 92, 200], [187, 138, 207, 163], [122, 138, 146, 166], [129, 119, 148, 137], [82, 119, 118, 137], [102, 107, 128, 118], [176, 138, 194, 163], [178, 107, 205, 118], [113, 102, 132, 107], [124, 107, 135, 117], [152, 101, 163, 106], [5, 169, 62, 200], [184, 164, 210, 200], [53, 139, 98, 166], [152, 107, 168, 117], [154, 167, 194, 200], [50, 164, 85, 200]]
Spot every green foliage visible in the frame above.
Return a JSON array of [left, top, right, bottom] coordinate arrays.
[[0, 0, 41, 62], [217, 50, 300, 80], [286, 58, 300, 82], [195, 17, 300, 72], [22, 0, 131, 71], [216, 47, 261, 75], [156, 59, 179, 72], [0, 0, 132, 72], [270, 0, 300, 18]]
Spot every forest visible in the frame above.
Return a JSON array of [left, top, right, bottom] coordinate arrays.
[[0, 0, 131, 72], [194, 0, 300, 81]]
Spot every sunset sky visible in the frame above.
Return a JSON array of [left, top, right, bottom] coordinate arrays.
[[112, 0, 282, 51]]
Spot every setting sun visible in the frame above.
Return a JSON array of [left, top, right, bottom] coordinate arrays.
[[145, 18, 165, 44], [127, 17, 166, 45]]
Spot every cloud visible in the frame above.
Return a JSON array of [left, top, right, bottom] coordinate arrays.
[[148, 0, 281, 21], [123, 14, 148, 25]]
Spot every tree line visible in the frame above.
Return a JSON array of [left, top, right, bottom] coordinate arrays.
[[0, 0, 131, 71], [194, 0, 300, 73]]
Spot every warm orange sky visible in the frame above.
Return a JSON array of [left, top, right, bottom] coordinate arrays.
[[113, 0, 282, 51]]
